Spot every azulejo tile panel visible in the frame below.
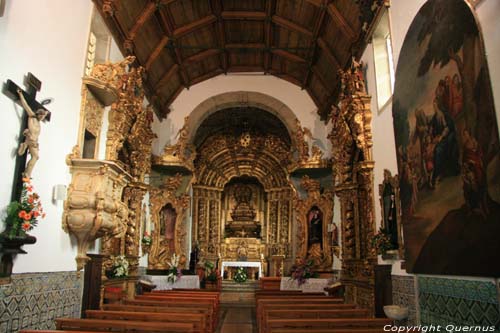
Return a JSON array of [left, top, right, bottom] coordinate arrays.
[[419, 276, 500, 330], [0, 271, 82, 333], [392, 275, 418, 325]]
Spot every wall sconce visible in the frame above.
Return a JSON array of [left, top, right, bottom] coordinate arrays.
[[53, 184, 67, 201]]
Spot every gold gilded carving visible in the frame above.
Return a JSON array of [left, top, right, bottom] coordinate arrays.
[[148, 174, 189, 269], [84, 92, 105, 138], [294, 176, 334, 270], [127, 106, 156, 181], [289, 119, 330, 172], [330, 57, 376, 312], [153, 116, 196, 172], [221, 238, 265, 262], [62, 158, 131, 270]]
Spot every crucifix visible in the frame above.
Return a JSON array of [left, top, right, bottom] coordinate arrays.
[[3, 73, 52, 202]]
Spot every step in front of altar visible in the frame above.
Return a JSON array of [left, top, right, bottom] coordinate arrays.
[[220, 280, 258, 305]]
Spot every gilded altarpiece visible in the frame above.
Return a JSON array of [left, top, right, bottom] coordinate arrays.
[[148, 174, 190, 269], [329, 59, 377, 313], [294, 176, 334, 270]]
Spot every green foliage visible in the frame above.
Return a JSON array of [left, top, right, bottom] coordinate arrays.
[[371, 228, 397, 255], [233, 267, 247, 284]]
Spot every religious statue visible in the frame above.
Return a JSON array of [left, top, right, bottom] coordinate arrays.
[[17, 89, 49, 178], [307, 207, 324, 266]]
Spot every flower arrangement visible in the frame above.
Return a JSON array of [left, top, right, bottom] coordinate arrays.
[[141, 232, 152, 246], [3, 178, 45, 238], [233, 267, 247, 283], [110, 255, 129, 278], [289, 258, 319, 286], [371, 228, 396, 255], [166, 253, 183, 283]]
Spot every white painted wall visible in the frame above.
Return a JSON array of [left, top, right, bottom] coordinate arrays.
[[152, 74, 324, 151], [0, 0, 93, 272], [364, 0, 500, 274]]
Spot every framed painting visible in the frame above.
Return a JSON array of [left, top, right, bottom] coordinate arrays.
[[392, 0, 500, 276]]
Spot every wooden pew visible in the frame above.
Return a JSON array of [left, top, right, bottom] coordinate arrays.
[[55, 318, 195, 332], [135, 294, 218, 320], [261, 309, 370, 333], [257, 304, 358, 333], [86, 310, 207, 333], [123, 298, 216, 332], [266, 318, 392, 333]]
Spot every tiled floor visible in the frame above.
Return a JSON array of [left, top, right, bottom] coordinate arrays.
[[217, 306, 257, 333]]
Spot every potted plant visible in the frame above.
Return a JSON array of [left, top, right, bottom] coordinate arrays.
[[203, 260, 220, 290], [233, 267, 247, 284], [289, 258, 319, 286], [107, 255, 129, 279], [372, 228, 398, 258]]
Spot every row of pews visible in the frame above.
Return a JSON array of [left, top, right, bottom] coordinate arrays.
[[19, 289, 220, 333], [255, 290, 392, 333]]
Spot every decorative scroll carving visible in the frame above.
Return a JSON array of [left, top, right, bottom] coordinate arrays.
[[127, 106, 156, 181], [62, 158, 131, 270], [153, 116, 196, 173], [289, 118, 331, 172], [84, 92, 105, 138], [294, 176, 334, 270], [329, 58, 377, 313], [105, 57, 146, 165], [148, 174, 189, 270]]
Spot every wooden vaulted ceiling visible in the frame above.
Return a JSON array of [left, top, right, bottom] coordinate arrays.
[[94, 0, 384, 120]]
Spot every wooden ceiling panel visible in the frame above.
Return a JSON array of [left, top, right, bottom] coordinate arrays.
[[273, 26, 312, 60], [275, 0, 321, 31], [148, 52, 176, 85], [221, 0, 266, 11], [93, 0, 384, 118], [134, 16, 163, 65], [177, 25, 217, 59], [333, 0, 362, 33], [225, 21, 265, 44], [167, 0, 211, 29], [228, 51, 264, 69], [185, 56, 221, 81], [114, 0, 150, 33]]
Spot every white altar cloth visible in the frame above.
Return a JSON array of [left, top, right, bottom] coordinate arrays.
[[221, 261, 262, 278], [145, 275, 200, 291], [280, 277, 329, 293]]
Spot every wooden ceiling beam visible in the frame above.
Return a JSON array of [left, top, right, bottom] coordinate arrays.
[[302, 0, 330, 88], [189, 69, 225, 86], [317, 37, 341, 69], [211, 0, 228, 72], [162, 84, 185, 115], [225, 43, 266, 49], [173, 15, 217, 38], [311, 65, 330, 90], [221, 11, 266, 20], [128, 1, 157, 41], [268, 69, 303, 87], [145, 36, 169, 70], [327, 3, 356, 42], [227, 66, 265, 73], [184, 49, 222, 63], [264, 0, 276, 72], [271, 49, 306, 63], [302, 0, 323, 6], [272, 15, 313, 38], [154, 63, 179, 91]]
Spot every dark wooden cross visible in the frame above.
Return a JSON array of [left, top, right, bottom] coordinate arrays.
[[3, 73, 51, 201]]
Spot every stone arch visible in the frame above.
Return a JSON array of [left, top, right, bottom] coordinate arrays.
[[186, 91, 299, 145]]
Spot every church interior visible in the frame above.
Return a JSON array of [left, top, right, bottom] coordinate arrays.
[[0, 0, 499, 332]]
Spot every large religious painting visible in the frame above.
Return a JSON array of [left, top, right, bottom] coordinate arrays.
[[392, 0, 500, 276]]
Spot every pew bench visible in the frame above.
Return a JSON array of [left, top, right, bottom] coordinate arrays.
[[85, 310, 207, 333], [55, 318, 195, 332]]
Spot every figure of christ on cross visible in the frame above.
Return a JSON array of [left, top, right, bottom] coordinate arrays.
[[16, 89, 49, 179]]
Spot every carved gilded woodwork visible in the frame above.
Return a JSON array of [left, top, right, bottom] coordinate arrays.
[[293, 176, 334, 270], [62, 158, 131, 271], [330, 58, 377, 313], [127, 106, 156, 181], [105, 58, 146, 164], [84, 91, 105, 138], [289, 118, 331, 172], [152, 116, 196, 173], [148, 174, 190, 269]]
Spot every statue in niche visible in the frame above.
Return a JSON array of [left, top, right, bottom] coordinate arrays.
[[160, 203, 176, 254], [379, 169, 401, 251], [307, 206, 324, 266]]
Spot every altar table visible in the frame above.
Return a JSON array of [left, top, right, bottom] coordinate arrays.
[[280, 277, 330, 293], [145, 274, 200, 291], [221, 261, 262, 279]]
